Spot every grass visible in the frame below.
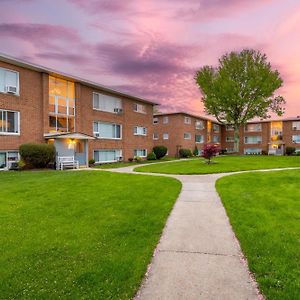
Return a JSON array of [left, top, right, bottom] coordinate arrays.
[[94, 156, 177, 169], [134, 155, 300, 174], [0, 171, 181, 299], [216, 170, 300, 299]]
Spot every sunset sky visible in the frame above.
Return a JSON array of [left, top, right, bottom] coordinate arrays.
[[0, 0, 299, 117]]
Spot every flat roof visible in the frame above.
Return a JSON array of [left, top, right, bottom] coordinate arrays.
[[0, 52, 159, 106]]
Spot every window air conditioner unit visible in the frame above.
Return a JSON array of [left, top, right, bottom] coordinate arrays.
[[95, 133, 100, 138], [6, 86, 17, 94], [114, 108, 123, 114], [293, 127, 298, 130]]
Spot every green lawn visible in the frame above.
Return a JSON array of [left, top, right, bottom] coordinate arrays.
[[0, 171, 181, 299], [134, 155, 300, 174], [94, 157, 177, 169], [216, 170, 300, 300]]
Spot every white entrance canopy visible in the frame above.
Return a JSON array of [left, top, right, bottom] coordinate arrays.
[[44, 132, 95, 140]]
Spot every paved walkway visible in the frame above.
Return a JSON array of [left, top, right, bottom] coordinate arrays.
[[92, 165, 300, 300]]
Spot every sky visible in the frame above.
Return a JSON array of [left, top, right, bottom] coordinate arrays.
[[0, 0, 299, 117]]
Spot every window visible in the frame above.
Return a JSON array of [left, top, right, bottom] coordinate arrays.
[[292, 121, 300, 130], [195, 120, 204, 129], [226, 148, 235, 153], [134, 149, 147, 157], [93, 92, 122, 113], [0, 110, 19, 134], [195, 135, 204, 143], [292, 135, 300, 143], [163, 133, 169, 140], [94, 149, 122, 163], [153, 117, 158, 124], [245, 123, 262, 132], [184, 116, 191, 124], [226, 125, 234, 131], [134, 126, 147, 136], [153, 133, 159, 140], [244, 148, 262, 155], [213, 135, 219, 143], [93, 122, 122, 139], [184, 132, 191, 139], [0, 67, 19, 95], [163, 116, 169, 124], [213, 124, 220, 132], [49, 76, 75, 132], [133, 103, 146, 114], [244, 136, 262, 144], [0, 151, 19, 169], [226, 136, 234, 142]]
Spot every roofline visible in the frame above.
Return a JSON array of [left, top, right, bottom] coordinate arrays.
[[154, 112, 219, 123], [154, 112, 300, 124], [0, 52, 159, 106]]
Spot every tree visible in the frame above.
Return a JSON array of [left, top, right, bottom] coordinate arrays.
[[202, 144, 219, 164], [195, 49, 285, 152]]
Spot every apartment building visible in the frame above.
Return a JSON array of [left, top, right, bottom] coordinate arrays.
[[0, 54, 156, 170], [221, 118, 300, 155], [153, 112, 221, 157]]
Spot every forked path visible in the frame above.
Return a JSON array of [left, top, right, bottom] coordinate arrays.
[[100, 166, 300, 300]]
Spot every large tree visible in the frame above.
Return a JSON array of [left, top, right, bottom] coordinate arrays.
[[195, 49, 285, 152]]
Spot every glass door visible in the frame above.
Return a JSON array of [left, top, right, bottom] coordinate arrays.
[[0, 152, 7, 169]]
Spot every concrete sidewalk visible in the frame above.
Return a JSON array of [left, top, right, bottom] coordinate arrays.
[[89, 165, 300, 299]]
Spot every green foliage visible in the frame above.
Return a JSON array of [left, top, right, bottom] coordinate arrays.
[[17, 160, 26, 169], [88, 159, 95, 165], [285, 146, 296, 156], [216, 170, 300, 299], [134, 156, 142, 162], [193, 146, 199, 156], [179, 148, 192, 158], [0, 171, 181, 299], [153, 145, 168, 159], [147, 152, 157, 160], [19, 143, 55, 168], [128, 157, 134, 162]]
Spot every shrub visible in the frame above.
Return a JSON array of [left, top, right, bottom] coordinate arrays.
[[219, 149, 227, 155], [179, 148, 192, 158], [261, 150, 268, 155], [147, 152, 156, 160], [89, 159, 95, 166], [134, 156, 142, 163], [202, 144, 219, 164], [286, 147, 296, 156], [19, 143, 55, 168], [153, 145, 168, 159], [128, 157, 134, 162], [193, 146, 199, 156]]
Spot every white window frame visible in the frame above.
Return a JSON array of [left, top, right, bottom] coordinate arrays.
[[184, 132, 191, 140], [133, 103, 147, 114], [0, 150, 19, 170], [163, 133, 169, 140], [195, 134, 204, 144], [226, 125, 234, 131], [153, 117, 158, 124], [0, 109, 20, 135], [244, 148, 262, 155], [292, 121, 300, 130], [213, 135, 220, 143], [153, 133, 159, 140], [93, 121, 122, 140], [213, 124, 220, 132], [244, 136, 262, 144], [245, 123, 262, 132], [134, 149, 147, 158], [163, 116, 169, 124], [226, 136, 234, 142], [134, 126, 147, 136], [184, 116, 191, 124], [93, 149, 122, 163], [92, 92, 122, 114], [0, 67, 20, 96], [195, 120, 204, 130], [292, 135, 300, 143]]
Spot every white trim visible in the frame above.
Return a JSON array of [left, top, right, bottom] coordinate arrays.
[[134, 126, 147, 136], [0, 67, 20, 96], [184, 132, 191, 140], [0, 109, 20, 135], [134, 149, 147, 158], [93, 121, 122, 140], [93, 149, 123, 163], [133, 103, 147, 114]]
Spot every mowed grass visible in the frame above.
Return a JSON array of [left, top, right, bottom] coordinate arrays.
[[135, 155, 300, 174], [94, 157, 177, 169], [0, 171, 181, 299], [216, 170, 300, 299]]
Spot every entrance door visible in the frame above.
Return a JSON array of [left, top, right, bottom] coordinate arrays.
[[0, 152, 7, 169], [75, 140, 87, 166]]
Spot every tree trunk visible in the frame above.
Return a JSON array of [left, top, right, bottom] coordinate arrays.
[[234, 126, 240, 153]]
